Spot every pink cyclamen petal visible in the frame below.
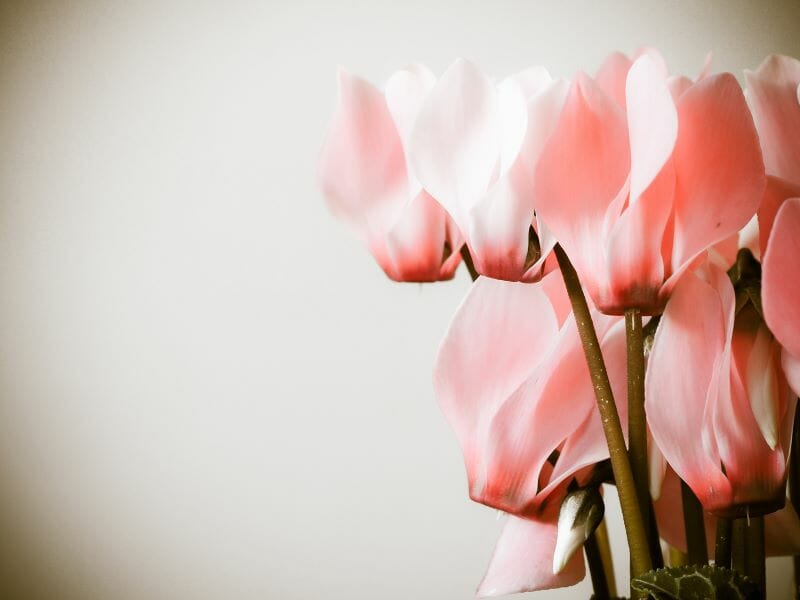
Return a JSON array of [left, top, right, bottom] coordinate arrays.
[[758, 176, 800, 258], [763, 198, 800, 360], [319, 68, 407, 232], [668, 73, 765, 278], [410, 59, 550, 281], [646, 265, 732, 510], [649, 258, 794, 514], [534, 72, 630, 302], [745, 54, 800, 184], [435, 272, 625, 516], [477, 508, 585, 597]]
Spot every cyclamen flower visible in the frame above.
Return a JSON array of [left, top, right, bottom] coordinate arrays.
[[646, 259, 796, 515], [535, 52, 765, 315], [318, 66, 463, 282], [434, 271, 628, 593], [410, 59, 568, 281], [745, 54, 800, 185]]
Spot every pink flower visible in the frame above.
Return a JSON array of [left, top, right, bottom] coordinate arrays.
[[433, 271, 627, 592], [535, 51, 765, 315], [476, 504, 585, 597], [646, 259, 796, 515], [318, 66, 463, 282], [746, 55, 800, 185], [409, 59, 568, 281]]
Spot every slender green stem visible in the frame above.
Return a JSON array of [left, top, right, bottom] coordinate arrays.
[[744, 515, 765, 598], [626, 309, 659, 567], [459, 245, 479, 281], [554, 245, 652, 578], [585, 526, 610, 600], [595, 519, 617, 598], [714, 516, 732, 569], [680, 480, 708, 565], [668, 546, 687, 567]]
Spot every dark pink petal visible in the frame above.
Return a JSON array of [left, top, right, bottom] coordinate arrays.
[[669, 74, 765, 274], [745, 55, 800, 184], [477, 510, 585, 597]]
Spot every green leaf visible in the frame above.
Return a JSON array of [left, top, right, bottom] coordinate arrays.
[[630, 565, 761, 599]]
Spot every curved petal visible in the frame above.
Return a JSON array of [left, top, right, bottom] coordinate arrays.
[[383, 190, 450, 282], [604, 159, 674, 314], [477, 511, 585, 597], [540, 318, 629, 497], [534, 72, 630, 303], [782, 350, 800, 398], [434, 278, 560, 500], [495, 77, 529, 178], [745, 55, 800, 184], [384, 64, 437, 194], [762, 198, 800, 359], [710, 283, 788, 510], [595, 51, 632, 108], [467, 164, 534, 281], [669, 73, 765, 273], [667, 75, 692, 102], [318, 68, 407, 235], [409, 59, 500, 227], [626, 55, 678, 204], [758, 176, 800, 258], [633, 46, 669, 78], [511, 65, 553, 99], [481, 315, 596, 512], [518, 78, 571, 178], [645, 268, 732, 509]]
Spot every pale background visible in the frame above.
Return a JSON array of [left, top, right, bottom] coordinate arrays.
[[1, 1, 799, 598]]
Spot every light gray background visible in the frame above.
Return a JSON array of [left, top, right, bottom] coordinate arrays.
[[1, 1, 799, 598]]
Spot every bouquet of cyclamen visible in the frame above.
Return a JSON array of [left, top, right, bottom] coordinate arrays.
[[318, 49, 800, 599]]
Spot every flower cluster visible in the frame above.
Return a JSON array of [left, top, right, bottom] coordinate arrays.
[[319, 50, 800, 596]]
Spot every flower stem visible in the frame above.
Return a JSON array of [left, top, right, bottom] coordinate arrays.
[[554, 244, 652, 578], [714, 516, 732, 569], [626, 309, 660, 566], [595, 518, 617, 598], [744, 515, 766, 597], [680, 479, 708, 565], [459, 245, 479, 281], [584, 524, 610, 600]]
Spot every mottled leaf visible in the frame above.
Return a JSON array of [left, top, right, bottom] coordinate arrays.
[[631, 565, 761, 599]]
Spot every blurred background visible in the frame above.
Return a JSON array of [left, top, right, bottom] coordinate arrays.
[[1, 1, 799, 598]]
